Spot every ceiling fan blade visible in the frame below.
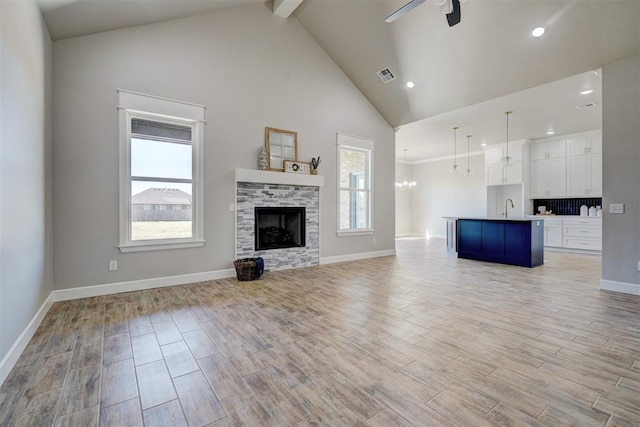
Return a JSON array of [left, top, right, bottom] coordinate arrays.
[[446, 0, 461, 26], [385, 0, 426, 23]]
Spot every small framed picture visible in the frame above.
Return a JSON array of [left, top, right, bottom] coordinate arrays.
[[283, 160, 311, 174]]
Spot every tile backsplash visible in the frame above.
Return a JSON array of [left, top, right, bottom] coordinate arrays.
[[533, 198, 602, 215]]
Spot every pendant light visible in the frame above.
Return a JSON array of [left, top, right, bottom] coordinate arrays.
[[501, 111, 513, 166], [464, 134, 473, 177], [395, 148, 417, 189], [449, 126, 459, 174]]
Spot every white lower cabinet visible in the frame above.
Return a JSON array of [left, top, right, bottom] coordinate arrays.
[[562, 217, 602, 250], [542, 218, 563, 247], [529, 216, 601, 251]]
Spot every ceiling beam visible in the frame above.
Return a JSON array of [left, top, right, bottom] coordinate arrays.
[[273, 0, 304, 19]]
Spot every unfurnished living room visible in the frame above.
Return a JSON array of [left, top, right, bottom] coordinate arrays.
[[1, 0, 639, 426]]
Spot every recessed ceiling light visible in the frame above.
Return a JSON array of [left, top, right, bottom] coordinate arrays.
[[546, 130, 555, 135], [580, 89, 594, 95], [406, 81, 415, 88], [531, 24, 547, 38], [481, 143, 487, 147]]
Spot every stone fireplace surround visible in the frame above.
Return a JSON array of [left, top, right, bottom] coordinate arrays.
[[235, 169, 324, 271]]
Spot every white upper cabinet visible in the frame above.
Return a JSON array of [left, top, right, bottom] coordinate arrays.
[[567, 131, 602, 156], [529, 139, 566, 198], [589, 152, 603, 195], [484, 142, 524, 186], [566, 130, 602, 197], [529, 130, 601, 198], [485, 146, 504, 165], [530, 157, 566, 198], [504, 161, 523, 185], [530, 139, 566, 161]]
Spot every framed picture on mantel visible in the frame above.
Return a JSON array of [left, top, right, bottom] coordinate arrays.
[[265, 127, 298, 171]]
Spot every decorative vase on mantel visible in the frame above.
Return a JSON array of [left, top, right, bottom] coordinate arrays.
[[258, 147, 268, 171], [310, 156, 321, 175]]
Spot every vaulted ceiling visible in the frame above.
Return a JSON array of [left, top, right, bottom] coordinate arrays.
[[37, 0, 640, 160]]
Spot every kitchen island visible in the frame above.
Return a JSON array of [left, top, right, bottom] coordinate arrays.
[[446, 217, 544, 268]]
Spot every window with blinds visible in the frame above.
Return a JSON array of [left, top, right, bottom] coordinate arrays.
[[118, 90, 205, 252]]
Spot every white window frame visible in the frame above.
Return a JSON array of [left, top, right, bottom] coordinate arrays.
[[118, 89, 205, 252], [336, 133, 374, 236]]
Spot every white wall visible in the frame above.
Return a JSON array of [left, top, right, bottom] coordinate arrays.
[[395, 161, 414, 236], [0, 0, 53, 365], [408, 155, 486, 238], [52, 5, 395, 289], [601, 55, 640, 293]]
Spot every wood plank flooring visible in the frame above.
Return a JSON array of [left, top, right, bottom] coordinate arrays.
[[1, 238, 639, 426]]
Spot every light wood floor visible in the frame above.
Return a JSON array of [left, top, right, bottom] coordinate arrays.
[[1, 238, 639, 426]]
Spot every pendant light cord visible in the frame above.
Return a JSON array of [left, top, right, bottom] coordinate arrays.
[[505, 111, 512, 159], [467, 135, 471, 170]]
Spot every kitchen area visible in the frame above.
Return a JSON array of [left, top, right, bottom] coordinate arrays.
[[403, 128, 603, 268], [394, 68, 607, 270]]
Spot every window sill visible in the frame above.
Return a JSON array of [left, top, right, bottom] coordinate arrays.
[[336, 229, 374, 237], [119, 239, 205, 253]]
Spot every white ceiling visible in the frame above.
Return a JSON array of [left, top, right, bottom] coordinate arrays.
[[38, 0, 266, 40], [396, 68, 603, 161], [37, 0, 640, 161]]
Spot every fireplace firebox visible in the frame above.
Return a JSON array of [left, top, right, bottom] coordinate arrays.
[[255, 207, 306, 250]]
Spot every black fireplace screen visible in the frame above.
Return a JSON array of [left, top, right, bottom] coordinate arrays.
[[255, 207, 306, 250]]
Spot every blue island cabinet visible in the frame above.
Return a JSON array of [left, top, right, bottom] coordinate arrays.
[[457, 219, 544, 267]]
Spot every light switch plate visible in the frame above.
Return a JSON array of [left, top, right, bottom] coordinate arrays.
[[609, 203, 624, 214]]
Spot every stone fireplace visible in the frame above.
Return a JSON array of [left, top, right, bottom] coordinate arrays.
[[235, 169, 323, 271]]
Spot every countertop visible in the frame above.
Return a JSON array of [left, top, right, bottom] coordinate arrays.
[[525, 215, 602, 219], [445, 216, 602, 221], [444, 216, 539, 222]]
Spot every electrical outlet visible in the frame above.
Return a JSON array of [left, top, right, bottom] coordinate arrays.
[[372, 237, 376, 245], [229, 203, 235, 212], [109, 260, 118, 271], [637, 261, 640, 272], [609, 203, 624, 214]]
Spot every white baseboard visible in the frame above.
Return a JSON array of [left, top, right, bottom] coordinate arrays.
[[600, 279, 640, 296], [52, 268, 237, 302], [395, 232, 425, 238], [0, 292, 54, 387], [320, 249, 396, 265], [395, 234, 445, 240]]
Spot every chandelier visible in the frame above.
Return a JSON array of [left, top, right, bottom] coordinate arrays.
[[395, 148, 417, 189]]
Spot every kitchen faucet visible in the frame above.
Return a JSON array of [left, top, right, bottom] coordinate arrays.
[[505, 198, 514, 218]]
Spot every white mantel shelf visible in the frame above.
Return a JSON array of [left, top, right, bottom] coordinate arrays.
[[235, 169, 324, 187]]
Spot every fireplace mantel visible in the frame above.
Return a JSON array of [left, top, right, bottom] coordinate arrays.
[[235, 169, 324, 187]]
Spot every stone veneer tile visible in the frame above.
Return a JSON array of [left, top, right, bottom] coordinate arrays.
[[236, 182, 319, 271]]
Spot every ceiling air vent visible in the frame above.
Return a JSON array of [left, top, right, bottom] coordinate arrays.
[[377, 67, 396, 83], [576, 102, 598, 110]]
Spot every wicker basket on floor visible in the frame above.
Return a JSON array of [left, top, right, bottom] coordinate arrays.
[[234, 258, 258, 281]]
